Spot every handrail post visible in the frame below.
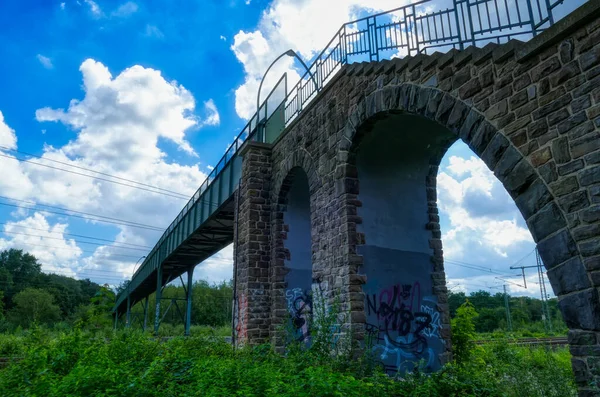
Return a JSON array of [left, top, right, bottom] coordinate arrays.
[[526, 0, 537, 36], [544, 0, 554, 26], [453, 0, 464, 50]]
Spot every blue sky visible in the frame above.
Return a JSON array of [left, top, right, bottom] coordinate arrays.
[[0, 0, 586, 297]]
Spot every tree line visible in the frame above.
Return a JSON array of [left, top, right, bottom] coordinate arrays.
[[0, 248, 568, 336], [448, 290, 567, 335]]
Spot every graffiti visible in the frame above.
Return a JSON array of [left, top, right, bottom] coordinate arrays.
[[419, 302, 441, 338], [234, 293, 248, 342], [285, 288, 312, 342], [365, 281, 442, 374]]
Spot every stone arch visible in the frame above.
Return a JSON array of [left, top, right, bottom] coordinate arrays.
[[270, 151, 323, 349], [339, 83, 597, 372]]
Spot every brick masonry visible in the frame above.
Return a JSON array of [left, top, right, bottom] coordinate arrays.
[[234, 2, 600, 394]]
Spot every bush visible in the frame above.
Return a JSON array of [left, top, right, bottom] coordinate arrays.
[[0, 328, 578, 397]]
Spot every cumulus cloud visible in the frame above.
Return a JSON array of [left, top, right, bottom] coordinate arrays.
[[194, 244, 233, 283], [0, 59, 230, 284], [0, 111, 17, 150], [37, 54, 54, 69], [0, 213, 82, 277], [438, 154, 533, 261], [231, 0, 409, 119], [111, 1, 138, 18]]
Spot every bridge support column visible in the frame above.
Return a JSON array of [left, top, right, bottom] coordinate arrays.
[[142, 297, 149, 331], [233, 141, 273, 346], [125, 293, 131, 328], [185, 266, 194, 336], [154, 264, 162, 334]]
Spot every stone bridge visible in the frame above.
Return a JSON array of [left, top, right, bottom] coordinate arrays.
[[233, 2, 600, 394]]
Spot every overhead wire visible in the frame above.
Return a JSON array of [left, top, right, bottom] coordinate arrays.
[[0, 197, 164, 232], [0, 230, 150, 252], [1, 241, 144, 259], [0, 150, 189, 200], [0, 221, 153, 249]]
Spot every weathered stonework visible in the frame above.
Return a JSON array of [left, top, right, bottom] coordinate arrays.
[[234, 2, 600, 394]]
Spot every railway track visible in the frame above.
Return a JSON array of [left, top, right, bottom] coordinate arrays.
[[475, 337, 569, 347]]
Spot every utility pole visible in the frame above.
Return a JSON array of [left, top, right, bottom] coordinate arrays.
[[503, 284, 513, 332], [536, 248, 553, 333], [510, 249, 553, 332]]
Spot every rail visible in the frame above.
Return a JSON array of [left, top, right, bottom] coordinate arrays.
[[116, 0, 570, 310]]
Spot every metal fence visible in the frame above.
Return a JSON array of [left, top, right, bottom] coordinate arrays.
[[123, 0, 571, 302], [283, 0, 567, 125]]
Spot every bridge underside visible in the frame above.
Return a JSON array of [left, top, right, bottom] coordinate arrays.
[[114, 197, 235, 315]]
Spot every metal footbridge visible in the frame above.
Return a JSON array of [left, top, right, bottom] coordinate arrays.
[[113, 0, 567, 333]]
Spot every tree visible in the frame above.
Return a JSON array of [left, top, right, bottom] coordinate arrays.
[[0, 249, 41, 308], [9, 288, 61, 327], [451, 300, 478, 364]]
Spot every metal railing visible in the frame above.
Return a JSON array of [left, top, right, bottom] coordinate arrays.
[[119, 0, 571, 308]]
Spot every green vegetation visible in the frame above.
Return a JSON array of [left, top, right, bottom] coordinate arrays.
[[449, 290, 567, 336], [0, 249, 577, 395], [0, 327, 576, 397], [0, 249, 104, 332]]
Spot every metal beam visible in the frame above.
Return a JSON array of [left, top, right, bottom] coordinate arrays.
[[154, 265, 162, 334], [185, 266, 194, 336]]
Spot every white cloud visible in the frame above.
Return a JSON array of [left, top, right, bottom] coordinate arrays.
[[144, 24, 164, 39], [0, 111, 17, 150], [220, 35, 226, 41], [231, 0, 408, 119], [0, 59, 219, 283], [0, 213, 82, 277], [438, 154, 533, 260], [200, 99, 220, 127], [60, 2, 66, 10], [36, 54, 54, 69], [36, 59, 198, 158], [111, 1, 138, 18], [84, 0, 103, 18], [194, 244, 233, 283]]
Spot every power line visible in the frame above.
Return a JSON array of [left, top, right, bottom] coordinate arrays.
[[0, 197, 164, 232], [0, 146, 191, 198], [0, 230, 149, 252], [0, 221, 153, 249], [445, 259, 518, 278], [2, 241, 143, 259], [0, 150, 189, 200]]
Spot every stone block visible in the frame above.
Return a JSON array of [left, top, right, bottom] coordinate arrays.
[[531, 56, 561, 82], [527, 202, 567, 242], [558, 288, 600, 330], [537, 229, 579, 269], [559, 190, 590, 213], [557, 159, 584, 175], [552, 136, 572, 164], [551, 176, 579, 197], [580, 165, 600, 186], [547, 256, 591, 294], [571, 132, 600, 159], [481, 133, 509, 169], [514, 178, 552, 219], [469, 121, 496, 154]]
